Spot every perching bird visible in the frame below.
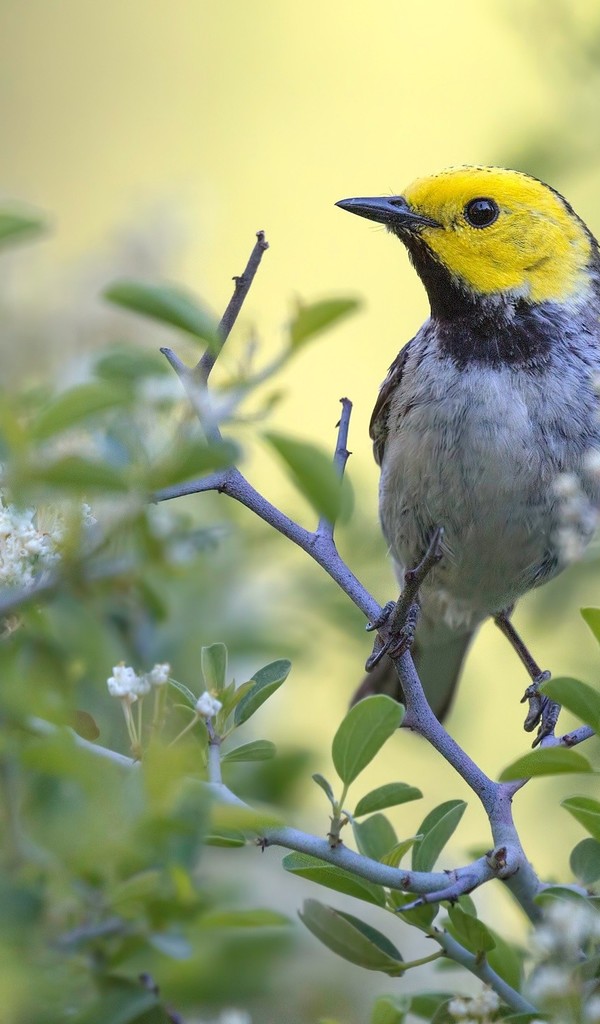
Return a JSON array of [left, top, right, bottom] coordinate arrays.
[[337, 167, 600, 727]]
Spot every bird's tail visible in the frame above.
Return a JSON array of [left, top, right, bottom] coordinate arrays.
[[353, 616, 475, 722]]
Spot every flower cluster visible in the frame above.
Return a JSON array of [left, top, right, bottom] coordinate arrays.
[[448, 986, 500, 1024], [0, 498, 62, 588], [526, 899, 600, 1021], [107, 662, 170, 704]]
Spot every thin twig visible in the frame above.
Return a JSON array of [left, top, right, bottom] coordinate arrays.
[[197, 230, 269, 384], [316, 397, 353, 540]]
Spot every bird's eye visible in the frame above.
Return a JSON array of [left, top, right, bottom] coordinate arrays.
[[464, 197, 499, 228]]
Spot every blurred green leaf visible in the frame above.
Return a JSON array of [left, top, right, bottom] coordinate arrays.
[[486, 927, 524, 991], [355, 782, 422, 817], [104, 279, 219, 348], [0, 210, 45, 248], [221, 740, 276, 763], [73, 977, 168, 1023], [540, 676, 600, 734], [499, 748, 593, 782], [264, 430, 353, 524], [209, 801, 283, 834], [26, 454, 128, 492], [233, 659, 291, 726], [562, 796, 600, 840], [289, 297, 360, 350], [391, 891, 438, 930], [30, 382, 130, 440], [283, 853, 386, 906], [410, 994, 456, 1021], [371, 994, 410, 1024], [412, 800, 466, 872], [446, 905, 496, 955], [352, 813, 397, 862], [332, 695, 403, 786], [581, 607, 600, 645], [299, 899, 404, 975], [145, 438, 238, 491], [204, 829, 246, 847], [570, 838, 600, 883], [71, 710, 100, 741], [201, 643, 228, 693]]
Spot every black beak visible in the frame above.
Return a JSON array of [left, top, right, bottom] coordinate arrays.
[[335, 195, 439, 231]]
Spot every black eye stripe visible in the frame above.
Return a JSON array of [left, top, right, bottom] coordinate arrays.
[[464, 197, 499, 228]]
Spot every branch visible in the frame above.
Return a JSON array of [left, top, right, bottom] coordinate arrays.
[[198, 230, 269, 384], [434, 929, 539, 1015], [316, 397, 352, 540]]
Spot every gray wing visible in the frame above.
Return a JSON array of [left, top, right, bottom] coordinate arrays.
[[369, 341, 412, 466]]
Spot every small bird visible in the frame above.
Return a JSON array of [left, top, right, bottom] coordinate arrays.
[[337, 167, 600, 728]]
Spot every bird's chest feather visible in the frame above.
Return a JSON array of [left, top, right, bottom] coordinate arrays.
[[378, 348, 600, 614]]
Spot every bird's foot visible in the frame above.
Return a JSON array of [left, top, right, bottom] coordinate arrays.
[[520, 671, 559, 744], [364, 601, 420, 671]]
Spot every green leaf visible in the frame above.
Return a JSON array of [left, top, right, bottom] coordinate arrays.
[[570, 838, 600, 883], [312, 773, 335, 804], [0, 210, 45, 248], [29, 455, 128, 492], [201, 908, 290, 928], [299, 899, 404, 975], [447, 905, 496, 955], [499, 748, 593, 782], [381, 836, 423, 868], [581, 607, 600, 645], [167, 677, 197, 708], [562, 796, 600, 841], [289, 297, 360, 349], [540, 676, 600, 734], [355, 782, 422, 817], [104, 279, 219, 348], [30, 382, 130, 440], [486, 928, 524, 991], [264, 431, 353, 524], [71, 710, 100, 741], [332, 695, 403, 786], [209, 801, 283, 835], [201, 643, 228, 693], [73, 976, 167, 1024], [204, 829, 246, 847], [221, 740, 276, 763], [412, 800, 467, 872], [283, 853, 386, 907], [145, 438, 238, 491], [391, 891, 439, 930], [371, 995, 410, 1024], [409, 994, 457, 1021], [233, 659, 291, 726], [352, 814, 397, 862]]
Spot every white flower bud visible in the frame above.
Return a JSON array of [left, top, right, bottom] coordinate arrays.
[[107, 664, 143, 700], [148, 663, 170, 687], [195, 691, 223, 718]]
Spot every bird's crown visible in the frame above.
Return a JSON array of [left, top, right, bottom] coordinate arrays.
[[401, 166, 595, 304]]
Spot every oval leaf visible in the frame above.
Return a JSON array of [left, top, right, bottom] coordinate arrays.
[[562, 796, 600, 841], [355, 782, 422, 817], [234, 659, 291, 726], [104, 279, 219, 348], [299, 899, 404, 975], [283, 853, 386, 907], [371, 995, 410, 1024], [264, 431, 352, 524], [0, 210, 45, 248], [289, 297, 360, 350], [581, 607, 600, 645], [221, 740, 276, 763], [332, 695, 403, 786], [499, 748, 593, 782], [447, 905, 496, 955], [201, 643, 228, 693], [540, 676, 600, 734], [570, 838, 600, 884], [312, 773, 336, 805], [412, 800, 466, 872], [29, 455, 128, 492], [31, 382, 130, 440], [352, 814, 397, 862]]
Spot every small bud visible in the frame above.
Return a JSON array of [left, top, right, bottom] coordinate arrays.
[[195, 691, 223, 718], [148, 663, 171, 687]]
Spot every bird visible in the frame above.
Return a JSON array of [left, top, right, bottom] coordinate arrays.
[[336, 167, 600, 731]]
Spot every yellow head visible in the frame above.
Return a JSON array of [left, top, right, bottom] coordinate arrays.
[[337, 167, 597, 308]]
